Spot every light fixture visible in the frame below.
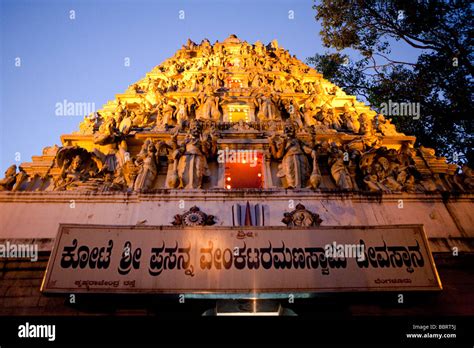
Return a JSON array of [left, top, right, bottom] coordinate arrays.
[[226, 185, 231, 189], [227, 177, 231, 182]]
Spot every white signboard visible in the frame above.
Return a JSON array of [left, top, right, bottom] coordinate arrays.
[[41, 224, 442, 294]]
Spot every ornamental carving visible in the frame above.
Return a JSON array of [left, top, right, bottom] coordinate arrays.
[[0, 35, 471, 194], [282, 204, 323, 227], [171, 206, 216, 227]]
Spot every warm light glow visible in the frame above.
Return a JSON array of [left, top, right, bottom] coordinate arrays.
[[228, 104, 250, 122], [223, 152, 264, 189]]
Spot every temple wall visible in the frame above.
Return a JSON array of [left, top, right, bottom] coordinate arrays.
[[1, 191, 472, 252]]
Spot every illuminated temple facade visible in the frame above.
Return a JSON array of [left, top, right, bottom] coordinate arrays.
[[0, 35, 473, 315]]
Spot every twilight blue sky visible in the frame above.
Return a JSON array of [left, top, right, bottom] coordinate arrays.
[[0, 0, 420, 173]]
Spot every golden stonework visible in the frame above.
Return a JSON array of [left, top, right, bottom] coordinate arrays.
[[1, 35, 472, 193]]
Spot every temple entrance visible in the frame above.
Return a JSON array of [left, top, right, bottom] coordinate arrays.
[[224, 151, 264, 189]]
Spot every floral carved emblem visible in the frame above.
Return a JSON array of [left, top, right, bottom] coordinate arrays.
[[172, 206, 216, 226]]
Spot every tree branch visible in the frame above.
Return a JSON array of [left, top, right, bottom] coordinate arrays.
[[373, 53, 417, 66]]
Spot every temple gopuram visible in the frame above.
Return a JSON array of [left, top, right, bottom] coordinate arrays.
[[0, 35, 472, 316]]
